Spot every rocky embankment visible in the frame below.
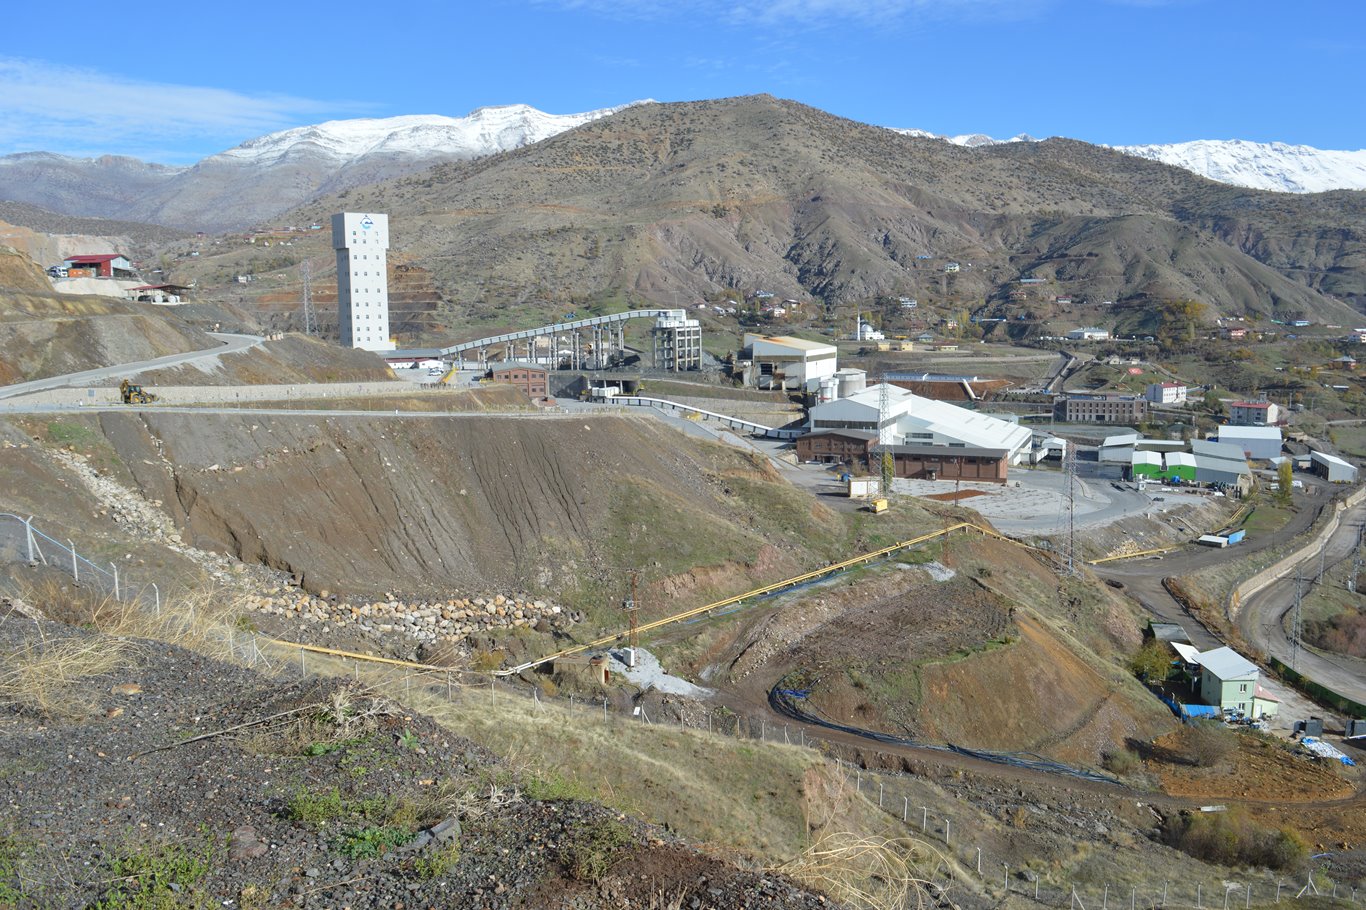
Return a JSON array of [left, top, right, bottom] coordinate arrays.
[[242, 588, 580, 645]]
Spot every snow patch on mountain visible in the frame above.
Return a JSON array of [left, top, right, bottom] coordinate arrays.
[[1110, 139, 1366, 194], [890, 128, 1036, 147], [212, 101, 655, 166]]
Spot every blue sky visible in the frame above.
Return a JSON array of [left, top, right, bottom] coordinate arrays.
[[2, 0, 1362, 163]]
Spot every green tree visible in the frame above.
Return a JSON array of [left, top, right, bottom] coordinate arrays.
[[1130, 639, 1175, 685], [1276, 460, 1294, 506]]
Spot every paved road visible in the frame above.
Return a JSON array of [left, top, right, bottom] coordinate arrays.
[[1237, 497, 1366, 706], [0, 332, 262, 400]]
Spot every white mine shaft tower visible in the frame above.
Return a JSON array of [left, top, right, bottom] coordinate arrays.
[[332, 212, 396, 352]]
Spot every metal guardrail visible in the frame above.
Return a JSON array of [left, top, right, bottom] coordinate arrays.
[[602, 394, 804, 439]]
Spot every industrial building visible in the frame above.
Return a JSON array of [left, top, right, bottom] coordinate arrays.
[[885, 372, 1011, 402], [1054, 394, 1148, 424], [651, 312, 702, 371], [332, 212, 396, 352], [1066, 327, 1111, 341], [1216, 425, 1283, 461], [1190, 440, 1253, 487], [1105, 436, 1251, 490], [63, 253, 137, 279], [1228, 400, 1281, 427], [1311, 451, 1358, 483], [740, 334, 838, 391], [797, 384, 1033, 482], [490, 362, 548, 398]]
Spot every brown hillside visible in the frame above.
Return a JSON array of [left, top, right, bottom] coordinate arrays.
[[255, 95, 1366, 328], [0, 245, 51, 292]]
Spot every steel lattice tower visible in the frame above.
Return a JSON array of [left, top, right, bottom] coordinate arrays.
[[301, 260, 317, 336], [1060, 444, 1078, 576]]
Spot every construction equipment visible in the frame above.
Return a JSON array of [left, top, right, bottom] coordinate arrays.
[[119, 379, 158, 404]]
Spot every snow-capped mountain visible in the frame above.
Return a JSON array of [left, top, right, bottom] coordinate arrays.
[[894, 126, 1366, 193], [1109, 139, 1366, 194], [213, 101, 653, 166], [0, 102, 654, 231]]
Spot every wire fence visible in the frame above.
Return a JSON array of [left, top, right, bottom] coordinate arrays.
[[0, 513, 163, 610]]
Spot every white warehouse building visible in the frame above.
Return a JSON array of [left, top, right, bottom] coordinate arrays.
[[1216, 425, 1283, 461], [807, 384, 1033, 463], [332, 212, 396, 352]]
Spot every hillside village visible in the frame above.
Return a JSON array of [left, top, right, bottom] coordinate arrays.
[[1, 94, 1365, 909]]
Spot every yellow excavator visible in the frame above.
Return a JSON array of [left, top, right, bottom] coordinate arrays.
[[119, 379, 158, 404]]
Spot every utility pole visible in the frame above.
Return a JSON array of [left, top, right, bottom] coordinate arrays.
[[1292, 570, 1303, 672], [624, 573, 640, 669], [1349, 524, 1363, 593], [301, 259, 317, 336], [1060, 444, 1078, 576], [876, 376, 895, 501]]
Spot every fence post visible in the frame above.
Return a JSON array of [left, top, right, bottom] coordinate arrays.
[[903, 796, 908, 822], [111, 562, 119, 600], [151, 582, 160, 616], [68, 539, 78, 583], [24, 516, 33, 563]]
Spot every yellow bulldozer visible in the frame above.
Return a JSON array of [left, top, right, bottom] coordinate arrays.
[[119, 379, 158, 404]]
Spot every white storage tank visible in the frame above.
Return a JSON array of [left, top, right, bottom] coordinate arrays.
[[835, 368, 867, 399], [818, 376, 840, 403]]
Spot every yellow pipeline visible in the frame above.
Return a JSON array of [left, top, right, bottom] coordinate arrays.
[[499, 522, 1022, 675]]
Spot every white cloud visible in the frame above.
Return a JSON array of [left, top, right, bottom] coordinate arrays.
[[0, 57, 359, 163]]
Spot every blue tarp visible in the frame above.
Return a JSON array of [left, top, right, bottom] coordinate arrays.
[[1180, 703, 1220, 720]]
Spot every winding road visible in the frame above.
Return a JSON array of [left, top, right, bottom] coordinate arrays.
[[0, 332, 262, 400]]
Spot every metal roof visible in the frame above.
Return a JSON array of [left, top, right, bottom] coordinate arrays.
[[1311, 450, 1355, 469], [1217, 426, 1282, 440], [1195, 646, 1258, 680], [63, 254, 124, 263]]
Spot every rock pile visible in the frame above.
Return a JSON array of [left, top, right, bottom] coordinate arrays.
[[241, 588, 580, 644]]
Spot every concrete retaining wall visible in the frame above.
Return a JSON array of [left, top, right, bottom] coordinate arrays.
[[1229, 485, 1366, 619]]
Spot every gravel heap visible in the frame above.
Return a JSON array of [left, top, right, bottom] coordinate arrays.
[[0, 606, 838, 909]]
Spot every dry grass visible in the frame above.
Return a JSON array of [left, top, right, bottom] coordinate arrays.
[[382, 678, 903, 866], [15, 576, 245, 662], [776, 832, 946, 910], [0, 626, 128, 718]]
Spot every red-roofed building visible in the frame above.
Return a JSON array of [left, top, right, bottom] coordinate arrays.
[[1229, 400, 1281, 427], [62, 254, 135, 279]]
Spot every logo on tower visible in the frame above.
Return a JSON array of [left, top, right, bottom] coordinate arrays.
[[360, 215, 374, 231]]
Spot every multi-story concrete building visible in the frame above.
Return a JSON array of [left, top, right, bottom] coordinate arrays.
[[332, 212, 396, 352], [1054, 394, 1148, 424], [1228, 400, 1280, 427], [1145, 382, 1188, 405]]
